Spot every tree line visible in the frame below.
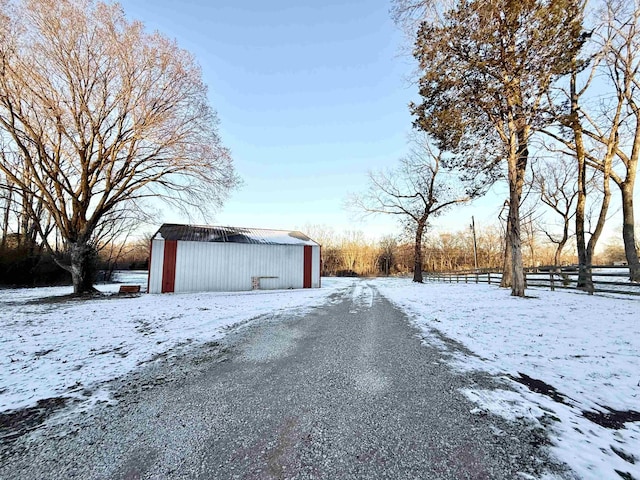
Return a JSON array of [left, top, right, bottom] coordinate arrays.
[[88, 222, 639, 278], [305, 224, 624, 277]]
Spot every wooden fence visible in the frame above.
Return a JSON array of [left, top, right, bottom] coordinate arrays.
[[425, 265, 640, 296]]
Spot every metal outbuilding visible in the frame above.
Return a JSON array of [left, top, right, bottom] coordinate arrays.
[[147, 224, 321, 293]]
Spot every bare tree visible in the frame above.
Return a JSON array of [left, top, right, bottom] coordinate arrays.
[[0, 0, 238, 293], [409, 0, 584, 296], [475, 225, 504, 270], [543, 65, 613, 292], [530, 156, 581, 266], [431, 232, 466, 271], [542, 0, 640, 283], [541, 27, 629, 289], [339, 231, 366, 274], [588, 0, 640, 281], [300, 224, 336, 248], [378, 235, 398, 275], [349, 138, 469, 282], [0, 149, 56, 252], [519, 211, 540, 268]]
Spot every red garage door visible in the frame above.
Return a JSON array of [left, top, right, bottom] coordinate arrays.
[[162, 240, 178, 293], [303, 245, 312, 288]]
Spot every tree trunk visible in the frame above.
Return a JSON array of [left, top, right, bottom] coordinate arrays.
[[575, 169, 592, 292], [554, 239, 566, 268], [69, 241, 97, 295], [620, 180, 640, 282], [500, 215, 512, 288], [1, 182, 12, 249], [569, 68, 594, 293], [577, 144, 612, 294], [504, 126, 528, 297], [507, 183, 526, 296], [584, 169, 611, 286], [553, 213, 569, 267], [19, 192, 30, 248], [413, 222, 425, 283]]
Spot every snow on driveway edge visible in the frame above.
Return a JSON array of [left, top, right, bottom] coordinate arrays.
[[375, 278, 640, 480], [0, 278, 351, 415]]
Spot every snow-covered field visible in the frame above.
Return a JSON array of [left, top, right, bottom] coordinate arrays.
[[0, 275, 350, 414], [376, 278, 640, 480]]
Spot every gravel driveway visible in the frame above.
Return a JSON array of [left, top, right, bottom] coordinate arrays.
[[0, 280, 570, 479]]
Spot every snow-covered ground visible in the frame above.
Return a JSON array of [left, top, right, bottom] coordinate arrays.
[[2, 274, 638, 479], [0, 275, 350, 414], [376, 278, 640, 480]]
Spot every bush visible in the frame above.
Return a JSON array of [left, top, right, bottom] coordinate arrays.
[[335, 269, 359, 277]]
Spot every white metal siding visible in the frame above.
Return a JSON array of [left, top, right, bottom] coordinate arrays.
[[312, 245, 321, 288], [148, 239, 165, 294], [173, 242, 306, 292]]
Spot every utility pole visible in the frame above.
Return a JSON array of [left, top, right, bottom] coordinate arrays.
[[471, 216, 478, 271]]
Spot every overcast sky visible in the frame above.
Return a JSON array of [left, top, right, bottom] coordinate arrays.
[[117, 0, 627, 245]]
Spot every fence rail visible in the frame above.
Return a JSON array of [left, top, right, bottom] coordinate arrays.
[[425, 265, 640, 296]]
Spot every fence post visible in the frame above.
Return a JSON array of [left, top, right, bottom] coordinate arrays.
[[488, 272, 491, 285], [550, 270, 555, 291]]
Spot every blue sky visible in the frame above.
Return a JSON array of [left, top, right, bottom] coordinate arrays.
[[116, 0, 533, 241]]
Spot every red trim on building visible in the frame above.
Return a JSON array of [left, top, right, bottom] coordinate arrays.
[[319, 246, 321, 288], [147, 240, 153, 294], [303, 245, 312, 288], [161, 240, 178, 293]]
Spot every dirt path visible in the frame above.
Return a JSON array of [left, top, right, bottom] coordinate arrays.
[[0, 280, 569, 479]]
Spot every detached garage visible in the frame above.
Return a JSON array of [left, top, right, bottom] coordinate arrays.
[[148, 224, 321, 293]]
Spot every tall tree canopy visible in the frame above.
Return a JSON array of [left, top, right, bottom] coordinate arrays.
[[409, 0, 584, 296], [0, 0, 238, 293]]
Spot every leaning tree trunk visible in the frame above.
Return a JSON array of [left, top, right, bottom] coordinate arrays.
[[570, 69, 593, 293], [576, 160, 605, 294], [620, 180, 640, 282], [553, 242, 565, 269], [553, 213, 570, 267], [575, 156, 603, 294], [413, 222, 425, 283], [69, 240, 97, 295], [579, 153, 612, 294]]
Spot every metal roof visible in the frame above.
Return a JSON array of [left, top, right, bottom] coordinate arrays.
[[155, 224, 319, 246]]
